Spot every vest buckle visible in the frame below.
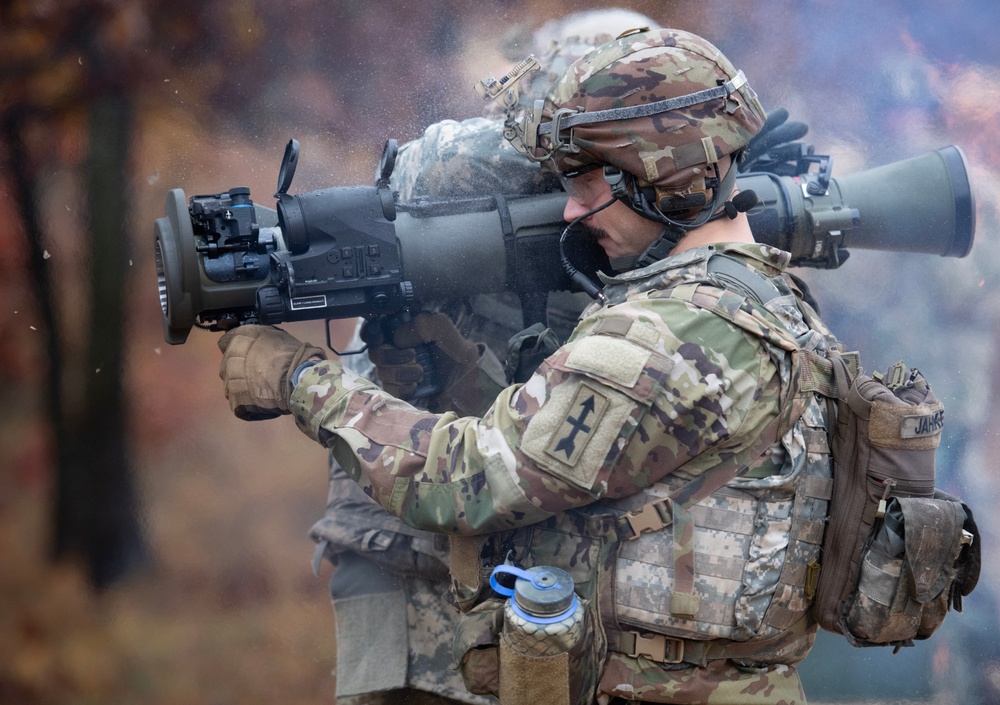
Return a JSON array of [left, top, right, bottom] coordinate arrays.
[[624, 497, 673, 539], [626, 631, 685, 664]]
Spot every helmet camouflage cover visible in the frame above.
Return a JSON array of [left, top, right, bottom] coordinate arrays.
[[540, 28, 767, 204]]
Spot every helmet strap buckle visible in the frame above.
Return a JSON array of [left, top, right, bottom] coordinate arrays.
[[635, 225, 687, 269], [522, 106, 581, 163], [604, 165, 628, 199]]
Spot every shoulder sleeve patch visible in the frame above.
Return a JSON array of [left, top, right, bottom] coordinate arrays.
[[543, 383, 611, 467], [565, 335, 651, 388], [521, 378, 648, 491]]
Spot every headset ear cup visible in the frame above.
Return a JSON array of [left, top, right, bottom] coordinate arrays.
[[606, 168, 654, 212]]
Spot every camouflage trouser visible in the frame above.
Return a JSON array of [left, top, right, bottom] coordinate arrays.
[[311, 457, 490, 704], [329, 552, 496, 705]]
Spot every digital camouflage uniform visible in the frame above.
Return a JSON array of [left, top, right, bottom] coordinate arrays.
[[292, 241, 838, 704], [310, 116, 589, 705]]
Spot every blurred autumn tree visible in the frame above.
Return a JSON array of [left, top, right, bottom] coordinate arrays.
[[0, 0, 513, 589], [0, 0, 162, 587], [0, 0, 243, 588]]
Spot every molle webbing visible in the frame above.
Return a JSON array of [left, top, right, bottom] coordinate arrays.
[[619, 264, 835, 622], [605, 627, 768, 667], [620, 394, 810, 617]]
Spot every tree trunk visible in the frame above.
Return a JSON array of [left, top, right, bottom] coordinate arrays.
[[75, 92, 147, 588], [2, 110, 78, 560]]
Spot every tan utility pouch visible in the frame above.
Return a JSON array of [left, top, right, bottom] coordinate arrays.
[[452, 599, 504, 696], [452, 596, 601, 705]]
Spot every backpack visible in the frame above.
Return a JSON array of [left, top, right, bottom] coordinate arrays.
[[808, 354, 981, 648], [707, 253, 982, 649]]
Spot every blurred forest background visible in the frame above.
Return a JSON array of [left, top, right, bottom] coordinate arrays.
[[1, 1, 999, 703]]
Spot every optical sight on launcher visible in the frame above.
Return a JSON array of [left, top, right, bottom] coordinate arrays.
[[154, 139, 975, 346]]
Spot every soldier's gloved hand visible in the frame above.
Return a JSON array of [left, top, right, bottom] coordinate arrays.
[[218, 325, 326, 421], [361, 320, 425, 399], [740, 107, 812, 175], [362, 312, 480, 402]]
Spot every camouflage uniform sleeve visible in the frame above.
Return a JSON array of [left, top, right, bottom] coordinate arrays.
[[289, 300, 778, 535]]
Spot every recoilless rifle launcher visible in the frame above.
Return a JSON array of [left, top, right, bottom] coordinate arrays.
[[154, 138, 975, 348]]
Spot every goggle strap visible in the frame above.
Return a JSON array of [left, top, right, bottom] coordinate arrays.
[[537, 71, 749, 138]]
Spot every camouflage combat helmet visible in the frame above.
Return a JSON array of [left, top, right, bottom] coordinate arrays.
[[527, 9, 658, 97], [484, 9, 660, 116], [533, 28, 766, 228]]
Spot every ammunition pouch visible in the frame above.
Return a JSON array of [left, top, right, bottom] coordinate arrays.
[[841, 494, 979, 647], [810, 356, 980, 648]]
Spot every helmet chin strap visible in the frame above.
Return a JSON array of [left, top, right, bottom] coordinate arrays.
[[558, 160, 759, 295], [613, 224, 687, 272]]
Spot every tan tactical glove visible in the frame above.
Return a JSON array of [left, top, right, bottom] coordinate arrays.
[[218, 325, 326, 420], [362, 312, 485, 410]]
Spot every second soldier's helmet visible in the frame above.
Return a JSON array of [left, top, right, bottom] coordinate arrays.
[[536, 28, 766, 224]]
